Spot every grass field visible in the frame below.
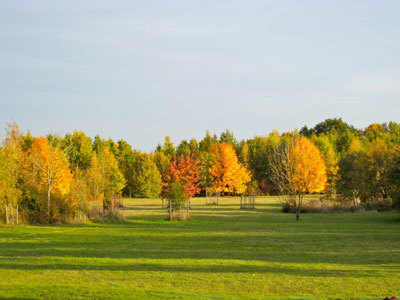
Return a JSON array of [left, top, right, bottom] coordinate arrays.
[[0, 197, 400, 299]]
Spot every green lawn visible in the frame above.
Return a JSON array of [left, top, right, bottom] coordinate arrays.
[[0, 197, 399, 299]]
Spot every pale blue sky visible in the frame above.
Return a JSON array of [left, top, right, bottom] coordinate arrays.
[[1, 1, 399, 151]]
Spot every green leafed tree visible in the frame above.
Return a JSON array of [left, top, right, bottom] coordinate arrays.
[[153, 151, 171, 178], [337, 138, 395, 209], [116, 140, 136, 197], [96, 148, 125, 210], [165, 181, 186, 220], [198, 151, 215, 191], [199, 130, 218, 152], [220, 129, 239, 152], [62, 130, 93, 171], [388, 151, 400, 210], [157, 136, 175, 158], [189, 139, 199, 157], [129, 151, 162, 198], [176, 140, 191, 157]]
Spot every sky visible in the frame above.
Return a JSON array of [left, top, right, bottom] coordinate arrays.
[[1, 0, 399, 151]]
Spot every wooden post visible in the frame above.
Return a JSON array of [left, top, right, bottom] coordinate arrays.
[[16, 205, 18, 225], [169, 200, 172, 220]]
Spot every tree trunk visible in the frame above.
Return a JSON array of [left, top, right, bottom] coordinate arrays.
[[5, 204, 9, 225], [169, 201, 172, 220], [296, 194, 302, 221], [186, 198, 190, 220], [10, 205, 14, 224], [16, 205, 19, 225], [47, 186, 51, 221]]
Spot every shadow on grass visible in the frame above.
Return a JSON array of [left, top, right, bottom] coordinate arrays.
[[122, 207, 164, 211], [1, 227, 400, 267], [1, 205, 400, 276], [0, 260, 396, 278]]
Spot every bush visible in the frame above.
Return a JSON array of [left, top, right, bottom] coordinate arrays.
[[282, 196, 395, 214], [101, 209, 125, 223], [165, 181, 187, 220], [282, 198, 365, 214], [166, 181, 185, 209], [362, 198, 393, 212]]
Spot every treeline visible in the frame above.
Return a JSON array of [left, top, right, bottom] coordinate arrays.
[[0, 124, 126, 224], [149, 118, 400, 212], [0, 122, 251, 224], [237, 118, 400, 211], [1, 118, 400, 224], [161, 118, 400, 209]]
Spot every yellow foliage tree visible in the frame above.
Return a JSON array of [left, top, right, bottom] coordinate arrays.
[[290, 137, 327, 193], [289, 136, 327, 219], [85, 153, 104, 206], [85, 148, 125, 211], [209, 143, 251, 194], [0, 122, 23, 224], [311, 134, 338, 197], [348, 137, 363, 153], [24, 137, 72, 221]]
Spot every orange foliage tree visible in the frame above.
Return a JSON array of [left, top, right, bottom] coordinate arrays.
[[24, 137, 72, 221], [209, 143, 251, 195], [289, 136, 327, 219]]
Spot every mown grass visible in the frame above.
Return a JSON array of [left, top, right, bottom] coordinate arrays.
[[0, 197, 400, 299]]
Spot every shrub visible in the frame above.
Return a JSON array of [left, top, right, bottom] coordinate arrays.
[[166, 181, 186, 220], [282, 196, 395, 214]]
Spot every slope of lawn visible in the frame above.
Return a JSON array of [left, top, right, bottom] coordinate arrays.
[[0, 197, 399, 299]]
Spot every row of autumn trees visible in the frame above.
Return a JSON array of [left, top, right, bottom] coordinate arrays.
[[156, 118, 400, 217], [0, 122, 251, 224], [0, 123, 126, 224], [1, 118, 400, 223]]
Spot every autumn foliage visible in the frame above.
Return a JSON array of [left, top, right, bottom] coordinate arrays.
[[24, 137, 72, 222], [24, 137, 72, 195], [2, 118, 400, 224], [209, 143, 251, 194], [163, 154, 202, 220], [289, 137, 327, 194], [164, 154, 202, 199], [0, 123, 23, 224]]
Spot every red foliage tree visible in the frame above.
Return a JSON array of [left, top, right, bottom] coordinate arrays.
[[164, 154, 202, 199]]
